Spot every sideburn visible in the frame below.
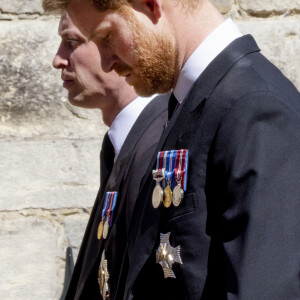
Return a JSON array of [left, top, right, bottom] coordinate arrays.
[[117, 6, 179, 96]]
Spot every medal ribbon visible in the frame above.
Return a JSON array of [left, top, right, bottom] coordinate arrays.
[[101, 192, 110, 219], [153, 151, 167, 186], [109, 192, 118, 226], [154, 149, 188, 190], [105, 193, 114, 223], [102, 191, 118, 225], [156, 151, 165, 173], [153, 151, 165, 182], [173, 149, 189, 191], [163, 150, 176, 188]]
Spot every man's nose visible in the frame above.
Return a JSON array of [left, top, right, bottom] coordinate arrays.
[[52, 44, 68, 69]]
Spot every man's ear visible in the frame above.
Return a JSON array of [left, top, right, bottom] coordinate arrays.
[[130, 0, 162, 24]]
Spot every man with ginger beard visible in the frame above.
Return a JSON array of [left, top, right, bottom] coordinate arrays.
[[48, 9, 169, 300], [43, 0, 300, 299]]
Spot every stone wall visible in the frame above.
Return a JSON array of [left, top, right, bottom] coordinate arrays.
[[0, 0, 299, 299]]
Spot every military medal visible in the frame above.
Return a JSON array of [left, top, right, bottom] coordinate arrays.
[[153, 149, 188, 208], [152, 169, 165, 208], [163, 181, 172, 208], [100, 191, 118, 240], [156, 232, 182, 278], [163, 151, 176, 208], [102, 219, 109, 239], [97, 217, 105, 240], [172, 150, 188, 206], [102, 194, 113, 240], [172, 181, 184, 207], [152, 151, 167, 208], [98, 192, 110, 240], [98, 250, 110, 299]]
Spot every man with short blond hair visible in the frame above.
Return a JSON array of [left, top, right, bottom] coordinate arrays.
[[45, 3, 170, 300], [44, 0, 300, 299]]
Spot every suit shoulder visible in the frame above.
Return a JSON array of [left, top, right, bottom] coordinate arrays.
[[135, 93, 169, 125], [219, 51, 300, 106], [148, 93, 170, 112]]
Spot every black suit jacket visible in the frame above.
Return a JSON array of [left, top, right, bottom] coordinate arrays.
[[123, 35, 300, 299], [65, 94, 169, 300]]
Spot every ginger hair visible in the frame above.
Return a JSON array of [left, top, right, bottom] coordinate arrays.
[[42, 0, 128, 14]]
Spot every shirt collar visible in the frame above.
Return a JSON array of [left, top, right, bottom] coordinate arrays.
[[174, 18, 242, 103], [108, 95, 156, 158]]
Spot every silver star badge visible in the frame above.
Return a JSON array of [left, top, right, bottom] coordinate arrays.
[[98, 250, 110, 299], [156, 232, 183, 278]]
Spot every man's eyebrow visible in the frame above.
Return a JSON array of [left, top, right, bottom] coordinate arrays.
[[88, 31, 98, 41]]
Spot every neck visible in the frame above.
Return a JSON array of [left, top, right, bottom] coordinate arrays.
[[101, 88, 138, 127], [169, 0, 225, 82]]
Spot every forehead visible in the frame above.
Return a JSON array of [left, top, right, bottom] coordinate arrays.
[[66, 0, 130, 39], [58, 13, 83, 37]]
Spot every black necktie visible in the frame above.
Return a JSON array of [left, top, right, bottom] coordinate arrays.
[[100, 133, 115, 187], [168, 93, 179, 120]]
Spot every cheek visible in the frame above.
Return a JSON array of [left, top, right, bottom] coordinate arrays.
[[73, 50, 101, 73], [113, 29, 136, 61]]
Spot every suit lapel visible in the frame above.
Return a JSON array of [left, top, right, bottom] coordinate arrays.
[[125, 35, 260, 295]]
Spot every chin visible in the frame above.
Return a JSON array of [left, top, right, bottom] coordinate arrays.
[[133, 87, 154, 97], [68, 97, 85, 108], [68, 95, 100, 109], [133, 81, 161, 97]]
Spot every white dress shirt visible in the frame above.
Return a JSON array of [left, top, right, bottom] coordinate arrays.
[[108, 95, 156, 158], [174, 19, 242, 103]]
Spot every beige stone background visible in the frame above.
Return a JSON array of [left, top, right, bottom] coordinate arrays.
[[0, 0, 299, 299]]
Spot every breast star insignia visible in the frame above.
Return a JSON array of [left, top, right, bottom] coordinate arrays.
[[98, 250, 110, 299], [156, 232, 182, 278]]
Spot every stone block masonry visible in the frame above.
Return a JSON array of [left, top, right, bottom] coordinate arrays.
[[0, 0, 43, 14], [0, 1, 299, 298]]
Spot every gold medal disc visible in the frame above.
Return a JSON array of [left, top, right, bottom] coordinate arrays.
[[163, 183, 172, 208], [152, 184, 163, 208], [103, 220, 109, 239], [97, 217, 105, 240], [172, 184, 184, 207], [98, 251, 110, 298], [98, 267, 106, 295]]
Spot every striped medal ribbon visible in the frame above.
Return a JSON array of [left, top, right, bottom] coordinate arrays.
[[162, 150, 177, 208], [172, 150, 189, 207], [98, 192, 118, 240]]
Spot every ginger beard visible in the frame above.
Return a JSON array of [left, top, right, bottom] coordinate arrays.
[[115, 7, 178, 97]]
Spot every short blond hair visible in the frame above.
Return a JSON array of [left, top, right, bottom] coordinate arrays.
[[42, 0, 69, 14]]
